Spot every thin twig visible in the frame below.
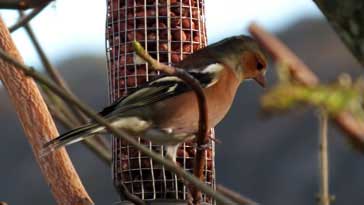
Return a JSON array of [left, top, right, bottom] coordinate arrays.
[[0, 17, 92, 205], [0, 47, 235, 205], [133, 40, 210, 204], [20, 11, 65, 88], [249, 23, 364, 147], [0, 0, 52, 9], [20, 11, 73, 122], [34, 24, 111, 151], [216, 185, 259, 205], [114, 183, 146, 205], [27, 20, 136, 200], [21, 11, 111, 163], [318, 110, 331, 205], [8, 3, 48, 32], [43, 84, 113, 165], [41, 83, 80, 124], [43, 91, 71, 123], [48, 101, 112, 164]]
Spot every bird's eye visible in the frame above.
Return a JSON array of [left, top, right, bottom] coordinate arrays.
[[257, 62, 265, 71]]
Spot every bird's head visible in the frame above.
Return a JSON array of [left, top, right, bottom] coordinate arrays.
[[211, 35, 268, 87], [238, 46, 267, 87]]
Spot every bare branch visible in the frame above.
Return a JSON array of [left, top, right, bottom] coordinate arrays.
[[22, 11, 111, 163], [114, 183, 146, 205], [0, 40, 235, 205], [8, 3, 48, 32], [0, 17, 93, 205], [133, 40, 210, 204], [47, 100, 112, 164], [0, 0, 53, 9], [216, 185, 259, 205], [19, 12, 61, 85], [249, 23, 364, 147]]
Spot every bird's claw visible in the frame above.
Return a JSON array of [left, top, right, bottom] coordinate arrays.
[[195, 142, 212, 151]]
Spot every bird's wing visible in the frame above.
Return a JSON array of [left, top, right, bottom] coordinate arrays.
[[99, 63, 224, 118]]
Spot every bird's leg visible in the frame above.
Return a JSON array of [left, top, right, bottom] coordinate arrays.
[[194, 141, 212, 151], [194, 129, 218, 150], [195, 129, 212, 150], [165, 144, 179, 163], [208, 134, 222, 144]]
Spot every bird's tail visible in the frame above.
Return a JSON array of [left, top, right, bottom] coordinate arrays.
[[40, 123, 104, 157]]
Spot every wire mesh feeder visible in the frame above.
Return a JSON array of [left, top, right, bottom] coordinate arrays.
[[105, 0, 215, 203]]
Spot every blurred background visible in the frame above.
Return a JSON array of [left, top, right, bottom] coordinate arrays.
[[0, 0, 363, 204]]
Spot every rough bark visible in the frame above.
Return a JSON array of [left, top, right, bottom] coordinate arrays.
[[313, 0, 364, 67], [0, 17, 93, 205]]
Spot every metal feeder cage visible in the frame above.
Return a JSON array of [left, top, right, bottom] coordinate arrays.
[[105, 0, 215, 203]]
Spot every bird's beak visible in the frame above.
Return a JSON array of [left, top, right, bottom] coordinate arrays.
[[253, 74, 266, 88]]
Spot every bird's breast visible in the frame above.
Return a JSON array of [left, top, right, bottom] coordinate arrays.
[[151, 68, 240, 134]]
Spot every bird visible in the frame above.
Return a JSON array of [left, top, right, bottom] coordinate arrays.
[[42, 35, 268, 162]]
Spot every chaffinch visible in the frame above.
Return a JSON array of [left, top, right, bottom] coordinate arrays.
[[42, 35, 267, 162]]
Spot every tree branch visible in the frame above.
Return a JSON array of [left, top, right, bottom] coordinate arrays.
[[0, 41, 235, 205], [22, 11, 112, 164], [0, 17, 93, 205], [133, 41, 210, 204], [46, 95, 112, 164], [0, 0, 53, 9], [114, 183, 146, 205], [47, 91, 143, 203], [8, 2, 48, 32], [249, 23, 364, 147], [216, 185, 258, 205]]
